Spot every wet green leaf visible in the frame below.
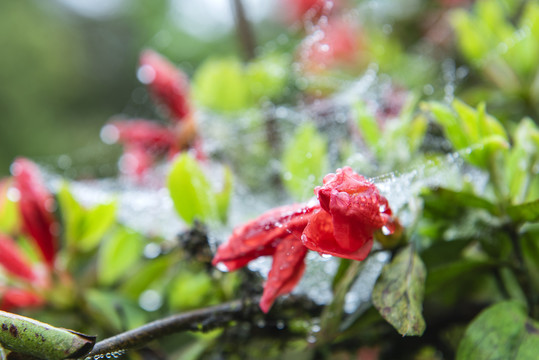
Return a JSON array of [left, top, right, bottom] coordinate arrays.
[[281, 123, 328, 201], [354, 101, 381, 152], [456, 301, 528, 360], [167, 153, 216, 225], [425, 187, 499, 215], [121, 256, 172, 300], [168, 271, 215, 310], [192, 57, 251, 112], [85, 290, 147, 331], [0, 310, 95, 359], [246, 54, 289, 102], [98, 227, 144, 286], [215, 166, 233, 223], [425, 100, 509, 169], [372, 245, 426, 336], [507, 199, 539, 223], [58, 184, 117, 251]]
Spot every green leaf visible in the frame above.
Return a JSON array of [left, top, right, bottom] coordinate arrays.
[[98, 227, 144, 286], [516, 320, 539, 360], [167, 153, 216, 225], [215, 166, 233, 223], [192, 57, 251, 112], [425, 100, 509, 169], [0, 310, 95, 359], [372, 245, 426, 336], [354, 101, 382, 152], [121, 256, 172, 300], [246, 54, 289, 102], [425, 187, 499, 215], [58, 183, 117, 251], [507, 199, 539, 223], [85, 290, 147, 331], [281, 123, 328, 201], [425, 260, 494, 295], [0, 193, 19, 235], [168, 271, 215, 310], [456, 301, 528, 360]]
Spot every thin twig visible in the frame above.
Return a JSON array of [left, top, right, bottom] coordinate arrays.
[[230, 0, 256, 60], [83, 297, 258, 358]]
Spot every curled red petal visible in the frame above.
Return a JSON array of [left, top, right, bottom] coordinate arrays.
[[259, 235, 308, 313], [301, 209, 374, 261], [212, 203, 317, 271], [139, 50, 191, 122], [109, 120, 177, 153], [119, 145, 155, 177], [12, 158, 57, 267], [0, 287, 44, 311], [0, 234, 39, 282]]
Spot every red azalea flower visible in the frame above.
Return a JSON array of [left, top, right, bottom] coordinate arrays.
[[282, 0, 338, 23], [302, 167, 395, 259], [12, 158, 58, 268], [213, 167, 396, 312], [0, 234, 39, 282], [139, 50, 192, 122], [0, 287, 44, 312], [299, 18, 364, 72]]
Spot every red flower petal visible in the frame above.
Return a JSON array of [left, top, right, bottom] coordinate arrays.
[[260, 235, 308, 313], [0, 287, 43, 311], [139, 50, 192, 122], [301, 209, 373, 261], [0, 234, 39, 282], [12, 158, 57, 268], [109, 120, 177, 153], [212, 203, 317, 271]]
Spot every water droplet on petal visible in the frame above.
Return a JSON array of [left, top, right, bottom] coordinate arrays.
[[137, 64, 156, 84]]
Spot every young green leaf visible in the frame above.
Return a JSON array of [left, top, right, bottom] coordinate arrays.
[[246, 54, 289, 102], [372, 245, 426, 336], [98, 227, 144, 286], [168, 271, 215, 310], [167, 153, 216, 225], [281, 123, 328, 201], [354, 101, 382, 152], [58, 184, 117, 252], [192, 57, 251, 112], [0, 310, 95, 359], [215, 166, 233, 223], [456, 301, 529, 360]]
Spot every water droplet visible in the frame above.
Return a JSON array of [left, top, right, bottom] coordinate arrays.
[[381, 226, 391, 235], [139, 290, 162, 311], [307, 335, 317, 343], [216, 263, 229, 272], [311, 324, 321, 333], [100, 124, 120, 144], [57, 155, 72, 169], [6, 187, 20, 202], [137, 64, 156, 84], [320, 253, 332, 259], [143, 243, 161, 259], [276, 320, 285, 330]]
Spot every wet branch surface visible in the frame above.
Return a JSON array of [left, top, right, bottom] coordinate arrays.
[[84, 297, 258, 357]]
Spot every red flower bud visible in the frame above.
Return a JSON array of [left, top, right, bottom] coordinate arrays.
[[139, 50, 192, 122], [12, 158, 57, 268]]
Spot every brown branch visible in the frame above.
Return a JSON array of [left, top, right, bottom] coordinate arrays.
[[83, 297, 258, 358], [231, 0, 256, 61]]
